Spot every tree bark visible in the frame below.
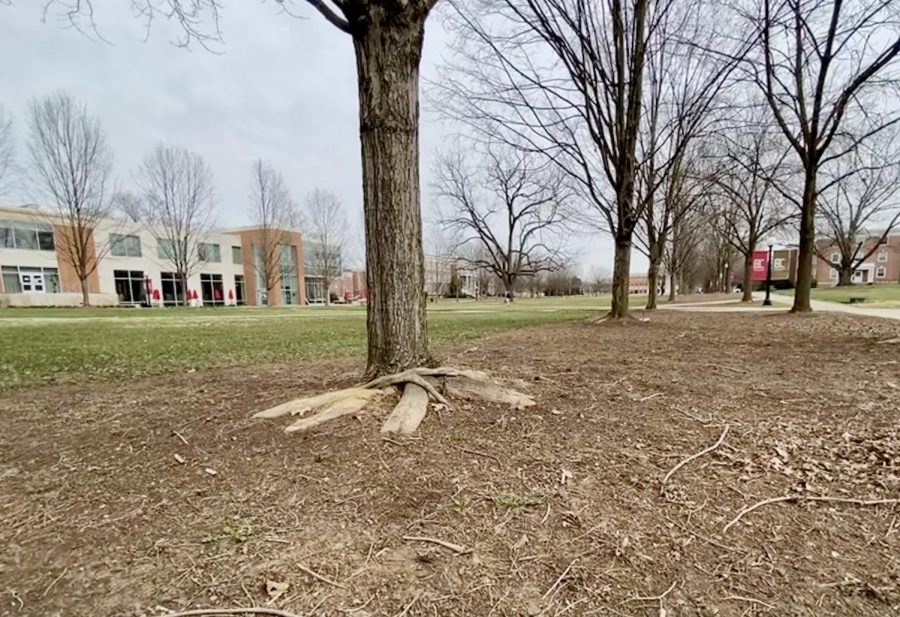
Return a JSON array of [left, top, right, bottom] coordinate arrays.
[[610, 234, 631, 318], [180, 272, 189, 307], [354, 13, 431, 377], [668, 269, 676, 303], [837, 267, 853, 286], [741, 253, 753, 302], [792, 170, 817, 312], [80, 277, 90, 307], [646, 259, 660, 310]]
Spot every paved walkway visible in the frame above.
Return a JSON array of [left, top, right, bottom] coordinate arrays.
[[660, 293, 900, 321]]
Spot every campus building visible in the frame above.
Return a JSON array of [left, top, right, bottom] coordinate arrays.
[[815, 233, 900, 285], [0, 204, 314, 307]]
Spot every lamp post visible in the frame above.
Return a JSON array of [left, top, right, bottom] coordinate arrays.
[[763, 243, 773, 306]]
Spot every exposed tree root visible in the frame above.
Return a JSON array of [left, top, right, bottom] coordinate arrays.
[[254, 366, 535, 434]]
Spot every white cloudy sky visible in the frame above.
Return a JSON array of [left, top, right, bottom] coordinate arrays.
[[0, 1, 634, 275]]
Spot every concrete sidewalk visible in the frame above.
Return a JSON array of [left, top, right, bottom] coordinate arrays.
[[755, 292, 900, 321], [660, 293, 900, 321]]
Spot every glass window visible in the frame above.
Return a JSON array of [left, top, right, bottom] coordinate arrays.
[[157, 238, 176, 260], [37, 230, 55, 251], [12, 226, 38, 250], [114, 270, 145, 304], [1, 265, 59, 293], [877, 266, 886, 278], [160, 271, 185, 306], [110, 233, 142, 257], [198, 242, 221, 263], [877, 250, 888, 262], [232, 246, 243, 265], [830, 252, 839, 264], [200, 273, 224, 305], [830, 269, 838, 280], [0, 224, 12, 248], [1, 266, 21, 293], [279, 244, 296, 271]]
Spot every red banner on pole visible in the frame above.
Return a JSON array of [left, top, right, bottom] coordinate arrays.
[[750, 250, 769, 281]]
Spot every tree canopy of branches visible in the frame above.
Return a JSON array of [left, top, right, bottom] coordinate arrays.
[[42, 0, 440, 376], [249, 159, 300, 305], [27, 91, 114, 306], [135, 144, 216, 305], [305, 188, 348, 306], [435, 144, 570, 295], [439, 0, 671, 318], [0, 104, 14, 196], [711, 105, 795, 301], [634, 1, 744, 309], [745, 0, 900, 311], [817, 133, 900, 286]]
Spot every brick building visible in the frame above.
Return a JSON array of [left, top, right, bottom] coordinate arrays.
[[815, 233, 900, 285], [0, 204, 312, 307]]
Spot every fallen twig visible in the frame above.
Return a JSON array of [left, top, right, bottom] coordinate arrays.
[[542, 558, 577, 600], [638, 392, 663, 402], [724, 595, 775, 609], [724, 495, 900, 533], [392, 593, 420, 617], [454, 445, 501, 464], [296, 563, 346, 589], [402, 535, 471, 554], [173, 431, 189, 445], [163, 609, 301, 617], [626, 580, 677, 603], [42, 567, 68, 598], [662, 425, 730, 488]]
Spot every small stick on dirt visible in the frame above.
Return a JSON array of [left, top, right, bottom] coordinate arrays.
[[162, 609, 302, 617], [392, 593, 420, 617], [296, 563, 346, 589], [454, 445, 501, 464], [42, 567, 68, 598], [173, 431, 189, 445], [639, 393, 663, 402], [542, 558, 577, 600], [724, 595, 775, 610], [625, 580, 677, 603], [661, 425, 730, 489], [402, 535, 471, 554], [723, 496, 900, 533]]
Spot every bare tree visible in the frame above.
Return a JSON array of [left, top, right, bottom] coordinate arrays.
[[0, 104, 14, 196], [745, 0, 900, 311], [711, 107, 795, 302], [634, 1, 744, 309], [42, 0, 440, 378], [135, 144, 216, 306], [439, 0, 671, 318], [112, 191, 144, 223], [27, 92, 114, 306], [249, 159, 300, 305], [435, 144, 570, 296], [305, 188, 348, 306], [665, 199, 712, 301], [817, 134, 900, 286]]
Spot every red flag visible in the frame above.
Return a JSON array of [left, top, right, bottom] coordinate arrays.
[[750, 250, 769, 282]]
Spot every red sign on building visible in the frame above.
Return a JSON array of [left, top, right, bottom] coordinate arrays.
[[750, 250, 769, 281]]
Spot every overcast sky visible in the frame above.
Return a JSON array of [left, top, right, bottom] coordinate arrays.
[[0, 1, 631, 275]]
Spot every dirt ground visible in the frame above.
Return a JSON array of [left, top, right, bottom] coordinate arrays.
[[2, 311, 899, 617]]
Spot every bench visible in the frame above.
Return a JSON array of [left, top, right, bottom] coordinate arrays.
[[848, 296, 867, 304]]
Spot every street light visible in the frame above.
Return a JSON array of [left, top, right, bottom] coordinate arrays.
[[763, 243, 773, 306]]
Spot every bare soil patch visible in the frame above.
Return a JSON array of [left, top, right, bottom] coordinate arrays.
[[2, 312, 899, 617]]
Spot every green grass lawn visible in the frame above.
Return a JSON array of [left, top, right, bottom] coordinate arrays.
[[0, 297, 610, 389], [776, 284, 900, 307]]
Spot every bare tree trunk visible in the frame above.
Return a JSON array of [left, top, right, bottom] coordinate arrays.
[[837, 268, 853, 287], [180, 272, 189, 307], [646, 259, 660, 310], [668, 269, 676, 302], [741, 253, 753, 302], [792, 172, 817, 312], [355, 17, 431, 377], [610, 235, 631, 318], [80, 277, 91, 307]]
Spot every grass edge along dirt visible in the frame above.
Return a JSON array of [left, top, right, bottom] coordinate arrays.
[[0, 297, 609, 389]]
